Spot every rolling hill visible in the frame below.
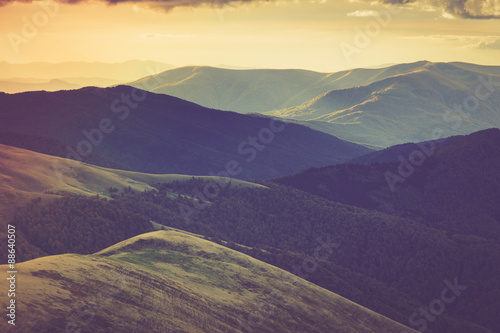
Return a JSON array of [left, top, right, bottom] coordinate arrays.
[[126, 61, 438, 113], [126, 61, 500, 147], [0, 143, 262, 223], [0, 86, 372, 179], [0, 230, 417, 333], [263, 62, 500, 147]]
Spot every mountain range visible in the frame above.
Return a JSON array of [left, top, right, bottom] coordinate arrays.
[[126, 61, 500, 147], [127, 61, 442, 114], [0, 60, 499, 333], [264, 62, 500, 146]]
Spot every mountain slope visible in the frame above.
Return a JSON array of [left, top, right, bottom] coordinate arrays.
[[347, 136, 461, 164], [0, 230, 417, 333], [264, 62, 500, 147], [0, 131, 126, 169], [127, 62, 436, 113], [0, 86, 372, 179], [275, 128, 500, 242]]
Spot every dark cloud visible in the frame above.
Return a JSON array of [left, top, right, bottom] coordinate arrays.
[[0, 0, 268, 11], [373, 0, 500, 19]]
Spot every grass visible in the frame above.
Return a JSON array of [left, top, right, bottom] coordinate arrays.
[[1, 230, 419, 333]]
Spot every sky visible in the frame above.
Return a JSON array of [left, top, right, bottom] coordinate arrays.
[[0, 0, 499, 72]]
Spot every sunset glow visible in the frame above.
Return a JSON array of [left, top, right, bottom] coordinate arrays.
[[1, 0, 499, 72]]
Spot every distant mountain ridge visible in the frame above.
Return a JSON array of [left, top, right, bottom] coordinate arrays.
[[0, 60, 173, 93], [0, 77, 122, 94], [0, 78, 81, 94], [126, 61, 438, 113], [347, 135, 461, 164], [0, 60, 173, 81], [264, 62, 500, 146]]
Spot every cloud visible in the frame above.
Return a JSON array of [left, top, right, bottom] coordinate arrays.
[[347, 10, 377, 16], [362, 0, 500, 19], [477, 38, 500, 49], [402, 34, 500, 48], [0, 0, 271, 11]]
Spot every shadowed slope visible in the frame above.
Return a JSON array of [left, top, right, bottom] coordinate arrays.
[[0, 86, 372, 178]]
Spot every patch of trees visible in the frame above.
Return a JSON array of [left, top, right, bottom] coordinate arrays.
[[15, 195, 153, 256], [274, 129, 500, 242]]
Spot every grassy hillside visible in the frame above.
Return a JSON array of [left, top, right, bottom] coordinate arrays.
[[0, 143, 261, 223], [0, 231, 417, 333]]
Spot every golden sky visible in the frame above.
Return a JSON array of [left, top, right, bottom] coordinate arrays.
[[0, 0, 499, 72]]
